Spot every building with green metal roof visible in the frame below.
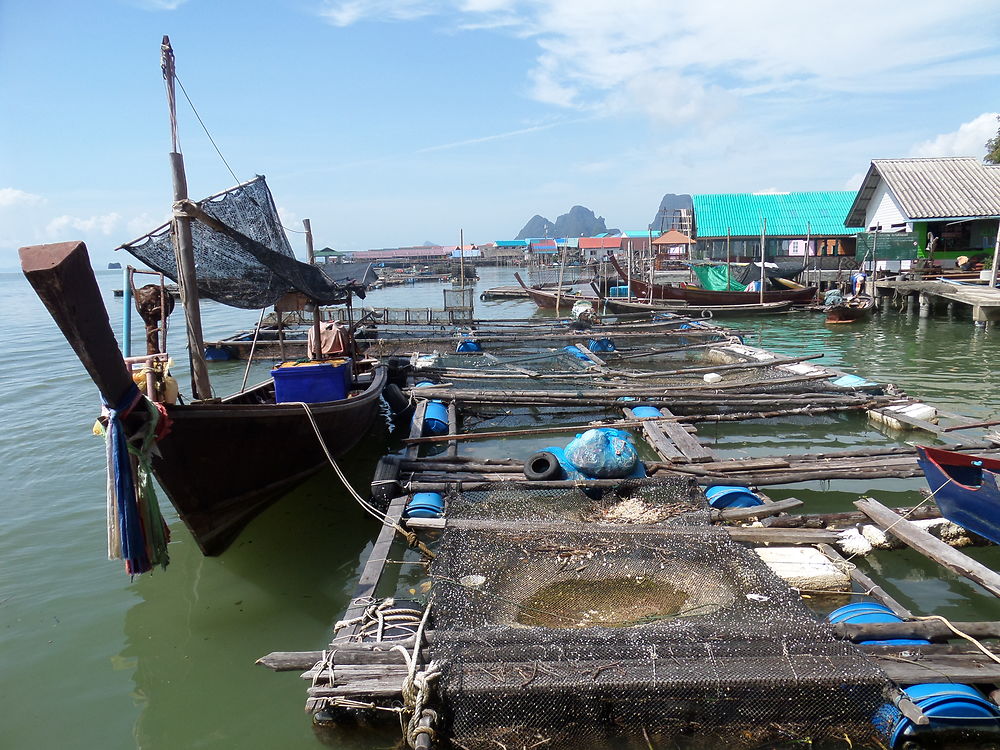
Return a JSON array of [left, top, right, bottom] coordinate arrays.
[[692, 191, 863, 262]]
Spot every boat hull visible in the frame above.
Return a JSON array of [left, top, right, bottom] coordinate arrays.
[[602, 298, 793, 317], [825, 296, 875, 324], [916, 446, 1000, 545], [154, 367, 387, 555]]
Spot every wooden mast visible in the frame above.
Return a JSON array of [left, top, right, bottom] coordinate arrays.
[[161, 36, 212, 400]]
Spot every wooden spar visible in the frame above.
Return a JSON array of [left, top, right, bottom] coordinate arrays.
[[855, 498, 1000, 598], [555, 242, 567, 317], [834, 620, 1000, 642], [815, 542, 912, 618], [402, 401, 886, 445], [162, 36, 212, 401], [19, 241, 137, 409], [304, 219, 320, 358], [759, 217, 766, 304], [303, 218, 315, 264]]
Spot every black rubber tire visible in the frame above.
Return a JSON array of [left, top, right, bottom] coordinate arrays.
[[383, 383, 411, 414], [523, 450, 562, 481]]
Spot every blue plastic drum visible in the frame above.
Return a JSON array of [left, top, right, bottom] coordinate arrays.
[[704, 485, 763, 509], [405, 492, 444, 519], [875, 683, 1000, 748]]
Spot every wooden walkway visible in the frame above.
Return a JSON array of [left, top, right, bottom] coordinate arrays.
[[876, 279, 1000, 322]]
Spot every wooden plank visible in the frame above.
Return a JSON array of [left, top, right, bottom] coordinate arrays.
[[335, 494, 409, 643], [656, 405, 717, 463], [725, 527, 839, 544], [623, 406, 686, 462], [446, 400, 458, 458], [712, 497, 803, 522], [855, 498, 1000, 599], [878, 654, 1000, 684]]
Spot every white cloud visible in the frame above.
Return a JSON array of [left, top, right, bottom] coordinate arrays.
[[0, 188, 44, 208], [130, 0, 190, 9], [314, 0, 1000, 128], [45, 213, 123, 238], [909, 112, 999, 158]]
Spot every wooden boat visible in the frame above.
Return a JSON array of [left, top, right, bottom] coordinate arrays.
[[17, 39, 387, 560], [513, 271, 600, 309], [915, 446, 1000, 545], [608, 254, 817, 305], [601, 297, 794, 317], [825, 295, 875, 324]]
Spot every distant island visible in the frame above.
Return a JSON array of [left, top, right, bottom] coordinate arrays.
[[108, 262, 121, 270], [515, 206, 608, 240]]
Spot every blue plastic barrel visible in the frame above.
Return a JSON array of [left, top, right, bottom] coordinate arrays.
[[588, 338, 616, 352], [704, 485, 763, 509], [456, 339, 481, 353], [413, 382, 449, 436], [826, 602, 931, 646], [631, 405, 662, 419], [874, 683, 1000, 748], [405, 492, 444, 519]]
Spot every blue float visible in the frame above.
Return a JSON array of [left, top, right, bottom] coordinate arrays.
[[587, 338, 616, 353], [826, 602, 931, 646], [405, 492, 444, 519], [631, 405, 662, 419], [563, 346, 592, 362], [456, 339, 481, 353], [874, 683, 1000, 748], [704, 485, 763, 509], [414, 381, 449, 436]]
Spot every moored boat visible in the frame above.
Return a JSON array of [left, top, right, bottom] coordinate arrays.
[[18, 38, 387, 564], [825, 294, 875, 324], [601, 297, 794, 317], [608, 253, 817, 305], [915, 446, 1000, 544], [513, 271, 600, 309]]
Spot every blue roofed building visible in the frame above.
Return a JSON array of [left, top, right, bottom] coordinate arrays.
[[692, 191, 863, 263]]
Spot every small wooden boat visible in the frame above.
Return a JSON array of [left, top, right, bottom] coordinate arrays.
[[513, 271, 600, 309], [608, 254, 817, 305], [915, 446, 1000, 544], [825, 295, 875, 324], [18, 39, 388, 562], [601, 297, 794, 317]]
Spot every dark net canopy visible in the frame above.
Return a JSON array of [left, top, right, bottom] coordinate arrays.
[[119, 175, 362, 310]]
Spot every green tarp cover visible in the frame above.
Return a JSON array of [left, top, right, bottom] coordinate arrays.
[[692, 264, 745, 291]]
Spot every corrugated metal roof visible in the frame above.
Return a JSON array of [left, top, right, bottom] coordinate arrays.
[[495, 240, 528, 247], [845, 158, 1000, 226], [578, 237, 623, 249], [349, 247, 451, 259], [623, 231, 651, 238], [693, 191, 862, 238], [531, 239, 557, 249]]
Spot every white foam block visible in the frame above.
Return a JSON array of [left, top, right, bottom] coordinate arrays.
[[755, 546, 851, 592]]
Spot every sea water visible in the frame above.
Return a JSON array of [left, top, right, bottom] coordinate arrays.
[[2, 266, 999, 749]]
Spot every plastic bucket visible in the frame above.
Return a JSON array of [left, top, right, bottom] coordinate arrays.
[[405, 492, 444, 519], [704, 485, 762, 509], [875, 682, 1000, 748]]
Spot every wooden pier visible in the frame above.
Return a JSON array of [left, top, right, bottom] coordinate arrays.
[[876, 278, 1000, 324]]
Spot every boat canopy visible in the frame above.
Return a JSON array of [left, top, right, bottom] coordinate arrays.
[[118, 175, 364, 309]]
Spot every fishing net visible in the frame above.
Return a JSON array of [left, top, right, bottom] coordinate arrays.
[[427, 481, 889, 749], [119, 175, 361, 309]]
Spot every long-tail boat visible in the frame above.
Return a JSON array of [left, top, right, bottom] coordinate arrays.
[[19, 38, 386, 560], [608, 253, 817, 305]]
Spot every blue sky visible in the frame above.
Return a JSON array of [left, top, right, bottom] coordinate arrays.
[[2, 0, 999, 268]]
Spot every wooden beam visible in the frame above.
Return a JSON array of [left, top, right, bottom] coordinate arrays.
[[855, 498, 1000, 598]]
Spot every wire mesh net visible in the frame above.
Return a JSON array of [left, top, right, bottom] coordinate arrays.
[[427, 482, 889, 749], [120, 175, 357, 309]]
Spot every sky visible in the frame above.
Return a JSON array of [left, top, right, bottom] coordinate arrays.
[[1, 0, 999, 269]]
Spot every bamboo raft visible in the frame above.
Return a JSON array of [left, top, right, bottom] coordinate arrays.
[[260, 331, 1000, 749]]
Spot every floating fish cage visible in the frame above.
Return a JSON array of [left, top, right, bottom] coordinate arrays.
[[427, 482, 889, 749]]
